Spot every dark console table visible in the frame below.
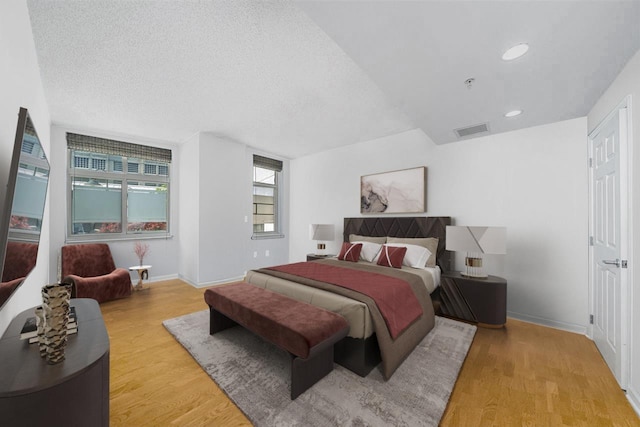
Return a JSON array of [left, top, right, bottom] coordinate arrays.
[[0, 298, 109, 426], [438, 271, 507, 328]]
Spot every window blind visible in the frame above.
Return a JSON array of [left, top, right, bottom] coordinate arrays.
[[253, 154, 282, 172], [67, 133, 172, 163]]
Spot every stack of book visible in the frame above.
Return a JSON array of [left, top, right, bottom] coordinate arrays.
[[20, 306, 78, 344]]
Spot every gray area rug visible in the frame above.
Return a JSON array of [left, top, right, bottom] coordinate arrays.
[[163, 310, 476, 426]]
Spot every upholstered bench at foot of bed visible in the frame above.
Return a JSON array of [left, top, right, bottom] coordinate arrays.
[[204, 282, 349, 399]]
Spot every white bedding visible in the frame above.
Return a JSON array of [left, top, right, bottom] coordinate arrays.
[[400, 264, 441, 293]]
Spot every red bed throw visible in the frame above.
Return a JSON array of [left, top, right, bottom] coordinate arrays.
[[266, 262, 423, 339]]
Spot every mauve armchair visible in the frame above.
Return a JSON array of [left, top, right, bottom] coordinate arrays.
[[61, 243, 132, 303]]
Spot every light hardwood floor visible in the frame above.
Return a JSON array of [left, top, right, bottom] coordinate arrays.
[[101, 279, 639, 426]]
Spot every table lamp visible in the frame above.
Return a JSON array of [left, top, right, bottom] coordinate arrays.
[[309, 224, 335, 255], [445, 226, 506, 278]]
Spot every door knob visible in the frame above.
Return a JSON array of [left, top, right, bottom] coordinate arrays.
[[602, 259, 621, 267]]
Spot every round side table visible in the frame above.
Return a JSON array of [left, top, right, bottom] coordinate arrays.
[[129, 265, 152, 290]]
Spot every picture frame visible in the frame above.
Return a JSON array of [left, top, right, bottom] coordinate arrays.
[[360, 166, 426, 214]]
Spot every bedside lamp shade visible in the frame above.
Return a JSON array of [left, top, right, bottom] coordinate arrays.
[[309, 224, 335, 255], [446, 226, 506, 278]]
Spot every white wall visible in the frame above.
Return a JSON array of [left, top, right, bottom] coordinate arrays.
[[0, 1, 51, 334], [588, 49, 640, 415], [178, 132, 290, 287], [290, 130, 439, 258], [196, 134, 247, 284], [290, 118, 588, 332], [47, 125, 180, 284], [178, 133, 200, 284]]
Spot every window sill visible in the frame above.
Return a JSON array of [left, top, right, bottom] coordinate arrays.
[[66, 234, 173, 244], [251, 233, 285, 240]]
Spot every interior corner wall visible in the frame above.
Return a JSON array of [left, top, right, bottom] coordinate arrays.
[[0, 0, 52, 334], [194, 133, 247, 284], [290, 118, 588, 333], [178, 133, 200, 285], [588, 48, 640, 413], [181, 134, 289, 286]]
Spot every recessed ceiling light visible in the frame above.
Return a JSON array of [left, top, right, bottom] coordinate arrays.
[[505, 110, 523, 118], [502, 43, 529, 61]]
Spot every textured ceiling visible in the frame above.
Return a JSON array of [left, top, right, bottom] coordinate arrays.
[[300, 0, 640, 144], [27, 0, 413, 158], [27, 1, 640, 158]]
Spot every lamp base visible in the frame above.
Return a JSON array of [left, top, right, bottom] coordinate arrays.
[[463, 255, 486, 278], [314, 243, 327, 256]]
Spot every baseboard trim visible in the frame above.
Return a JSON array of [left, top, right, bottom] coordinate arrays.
[[507, 311, 587, 335], [178, 274, 246, 289], [147, 274, 179, 283], [627, 386, 640, 418]]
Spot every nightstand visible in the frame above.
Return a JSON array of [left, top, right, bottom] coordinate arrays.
[[306, 254, 335, 261], [437, 271, 507, 328]]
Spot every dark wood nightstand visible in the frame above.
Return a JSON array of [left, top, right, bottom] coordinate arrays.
[[436, 271, 507, 328], [306, 254, 336, 261]]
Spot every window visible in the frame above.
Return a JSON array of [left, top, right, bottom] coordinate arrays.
[[67, 133, 172, 239], [74, 155, 89, 169], [252, 154, 283, 238]]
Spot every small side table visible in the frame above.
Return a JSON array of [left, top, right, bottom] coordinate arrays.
[[306, 254, 336, 261], [437, 271, 507, 328], [129, 265, 151, 290]]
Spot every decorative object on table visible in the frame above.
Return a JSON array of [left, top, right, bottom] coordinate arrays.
[[360, 166, 426, 214], [309, 224, 335, 255], [29, 306, 78, 344], [445, 226, 506, 278], [34, 306, 47, 356], [41, 282, 72, 364], [134, 241, 150, 266]]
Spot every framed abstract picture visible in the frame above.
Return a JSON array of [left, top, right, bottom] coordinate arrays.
[[360, 167, 426, 214]]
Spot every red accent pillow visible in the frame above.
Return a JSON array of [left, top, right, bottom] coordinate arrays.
[[338, 242, 363, 262], [376, 245, 407, 268]]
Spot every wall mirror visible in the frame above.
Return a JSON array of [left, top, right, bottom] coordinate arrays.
[[0, 108, 50, 309]]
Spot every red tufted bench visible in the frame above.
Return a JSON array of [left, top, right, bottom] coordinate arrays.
[[204, 282, 349, 399]]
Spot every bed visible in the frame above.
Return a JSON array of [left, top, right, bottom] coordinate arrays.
[[245, 216, 451, 379]]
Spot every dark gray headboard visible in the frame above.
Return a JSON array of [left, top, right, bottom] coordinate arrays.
[[343, 216, 451, 272]]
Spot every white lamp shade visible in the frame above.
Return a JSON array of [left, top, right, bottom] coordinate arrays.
[[309, 224, 335, 241], [446, 226, 506, 254]]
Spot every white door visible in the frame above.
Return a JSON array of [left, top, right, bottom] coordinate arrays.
[[589, 106, 628, 389]]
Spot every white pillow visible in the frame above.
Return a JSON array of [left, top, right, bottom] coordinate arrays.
[[383, 243, 432, 268], [350, 241, 382, 262]]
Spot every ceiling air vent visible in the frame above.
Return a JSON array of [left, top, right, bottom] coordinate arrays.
[[455, 123, 489, 138]]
